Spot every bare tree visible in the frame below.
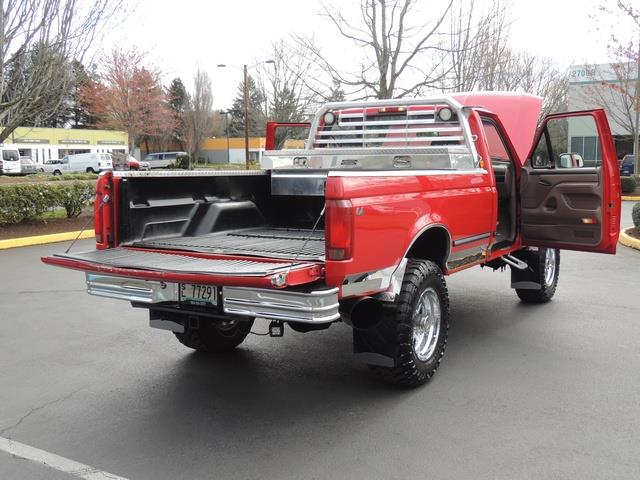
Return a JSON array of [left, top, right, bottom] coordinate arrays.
[[258, 39, 321, 121], [585, 1, 639, 173], [298, 0, 454, 99], [184, 69, 214, 165], [440, 0, 511, 92], [440, 0, 565, 122], [0, 0, 120, 142]]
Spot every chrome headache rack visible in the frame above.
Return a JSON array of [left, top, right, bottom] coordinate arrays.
[[263, 96, 479, 171]]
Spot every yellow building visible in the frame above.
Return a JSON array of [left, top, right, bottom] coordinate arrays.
[[3, 127, 128, 164], [199, 137, 305, 164]]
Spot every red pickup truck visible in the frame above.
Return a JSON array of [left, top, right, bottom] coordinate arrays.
[[43, 93, 621, 387]]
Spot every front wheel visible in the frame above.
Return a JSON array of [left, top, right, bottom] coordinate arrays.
[[515, 248, 560, 303], [52, 170, 62, 176], [370, 259, 450, 387], [174, 317, 254, 353]]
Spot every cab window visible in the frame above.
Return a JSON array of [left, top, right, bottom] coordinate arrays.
[[2, 150, 19, 162]]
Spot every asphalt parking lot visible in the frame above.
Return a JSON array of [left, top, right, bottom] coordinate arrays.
[[1, 202, 639, 479]]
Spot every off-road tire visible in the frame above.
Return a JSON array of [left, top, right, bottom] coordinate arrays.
[[174, 318, 254, 353], [371, 259, 450, 387], [515, 248, 560, 304]]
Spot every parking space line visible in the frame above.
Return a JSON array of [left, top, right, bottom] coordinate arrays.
[[0, 436, 129, 480]]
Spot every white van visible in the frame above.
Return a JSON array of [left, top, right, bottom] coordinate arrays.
[[143, 151, 187, 168], [0, 146, 21, 175], [62, 152, 113, 174]]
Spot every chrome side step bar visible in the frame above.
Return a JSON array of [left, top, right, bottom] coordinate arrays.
[[502, 255, 528, 270]]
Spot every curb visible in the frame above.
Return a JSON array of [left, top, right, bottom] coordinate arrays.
[[619, 227, 640, 251], [0, 230, 94, 250], [622, 196, 640, 201]]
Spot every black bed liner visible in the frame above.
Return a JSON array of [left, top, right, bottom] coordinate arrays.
[[133, 227, 325, 261]]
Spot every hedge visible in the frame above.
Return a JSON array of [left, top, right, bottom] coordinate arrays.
[[621, 176, 637, 194], [0, 181, 96, 225], [633, 202, 640, 230]]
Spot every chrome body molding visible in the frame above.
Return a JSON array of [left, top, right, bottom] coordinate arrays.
[[86, 273, 177, 303], [327, 168, 486, 177], [113, 170, 267, 178], [342, 258, 408, 301], [223, 286, 340, 324]]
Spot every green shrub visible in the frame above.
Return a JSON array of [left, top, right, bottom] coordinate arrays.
[[175, 154, 191, 169], [621, 176, 637, 194], [51, 173, 98, 181], [0, 181, 96, 224], [57, 182, 96, 218], [633, 202, 640, 229]]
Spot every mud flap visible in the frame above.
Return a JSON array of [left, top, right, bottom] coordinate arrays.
[[510, 248, 541, 290], [352, 307, 397, 367]]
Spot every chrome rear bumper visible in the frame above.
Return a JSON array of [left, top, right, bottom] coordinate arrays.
[[85, 274, 340, 324], [222, 286, 340, 323]]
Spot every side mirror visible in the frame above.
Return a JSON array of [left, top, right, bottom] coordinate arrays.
[[558, 152, 584, 168]]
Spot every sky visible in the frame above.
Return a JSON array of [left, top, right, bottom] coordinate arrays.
[[99, 0, 634, 110]]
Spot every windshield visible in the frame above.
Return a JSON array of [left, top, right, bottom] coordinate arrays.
[[2, 150, 19, 162]]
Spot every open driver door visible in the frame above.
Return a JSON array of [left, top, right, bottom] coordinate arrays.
[[519, 109, 621, 254]]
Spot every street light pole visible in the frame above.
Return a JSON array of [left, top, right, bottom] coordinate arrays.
[[243, 64, 250, 170], [224, 110, 231, 164], [217, 60, 274, 170]]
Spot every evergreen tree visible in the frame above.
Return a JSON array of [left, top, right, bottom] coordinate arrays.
[[228, 75, 266, 137], [167, 77, 189, 146]]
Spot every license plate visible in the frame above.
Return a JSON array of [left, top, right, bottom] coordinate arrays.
[[179, 283, 218, 306]]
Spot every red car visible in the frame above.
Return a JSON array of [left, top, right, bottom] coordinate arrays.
[[43, 93, 621, 387], [127, 156, 150, 171]]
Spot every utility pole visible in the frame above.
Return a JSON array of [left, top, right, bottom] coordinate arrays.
[[634, 39, 640, 178], [243, 64, 250, 170], [224, 111, 231, 165]]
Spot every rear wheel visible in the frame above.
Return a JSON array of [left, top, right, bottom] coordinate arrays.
[[515, 248, 560, 303], [370, 259, 450, 387], [174, 316, 254, 353], [86, 167, 95, 173], [53, 169, 62, 176]]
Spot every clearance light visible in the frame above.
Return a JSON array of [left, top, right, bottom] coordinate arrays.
[[323, 111, 336, 125], [379, 106, 406, 113], [438, 107, 454, 122]]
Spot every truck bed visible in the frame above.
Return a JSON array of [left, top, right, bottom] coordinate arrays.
[[133, 227, 325, 261]]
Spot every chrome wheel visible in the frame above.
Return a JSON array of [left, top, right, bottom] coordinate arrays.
[[543, 249, 557, 287], [412, 287, 442, 362]]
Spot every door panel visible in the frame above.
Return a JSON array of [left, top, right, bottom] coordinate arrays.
[[519, 110, 620, 253]]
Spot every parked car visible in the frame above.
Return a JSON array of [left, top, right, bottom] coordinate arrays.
[[0, 147, 21, 175], [619, 154, 636, 176], [143, 151, 187, 168], [43, 153, 112, 175], [65, 152, 113, 173], [19, 156, 37, 175], [128, 156, 150, 171], [40, 159, 66, 175]]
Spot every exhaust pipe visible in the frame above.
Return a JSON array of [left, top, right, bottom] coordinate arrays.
[[339, 297, 384, 330]]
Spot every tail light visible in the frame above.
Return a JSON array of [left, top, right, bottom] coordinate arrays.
[[94, 172, 113, 249], [325, 200, 354, 260]]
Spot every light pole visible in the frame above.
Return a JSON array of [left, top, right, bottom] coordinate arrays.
[[224, 110, 231, 164], [217, 60, 274, 169]]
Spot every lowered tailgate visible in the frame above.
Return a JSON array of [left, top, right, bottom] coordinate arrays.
[[42, 247, 324, 288]]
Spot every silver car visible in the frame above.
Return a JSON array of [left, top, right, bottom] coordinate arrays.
[[19, 157, 37, 175]]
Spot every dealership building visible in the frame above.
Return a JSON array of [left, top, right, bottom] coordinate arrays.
[[1, 127, 128, 164], [568, 63, 639, 160]]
